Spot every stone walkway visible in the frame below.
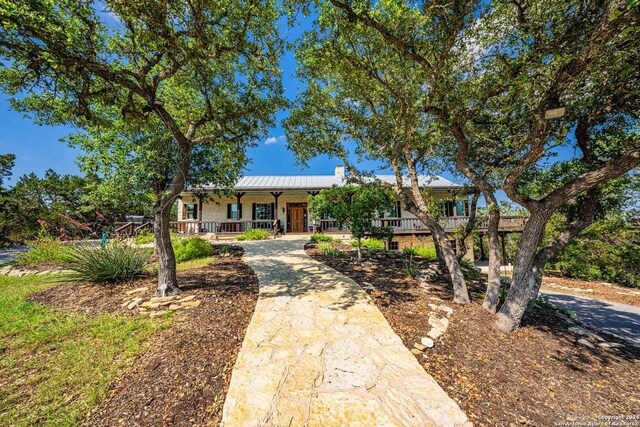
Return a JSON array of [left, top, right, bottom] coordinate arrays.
[[222, 237, 470, 427]]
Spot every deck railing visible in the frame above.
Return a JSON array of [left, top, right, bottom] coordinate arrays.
[[319, 215, 528, 233], [170, 220, 275, 235]]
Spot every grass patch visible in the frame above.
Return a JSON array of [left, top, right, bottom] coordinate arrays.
[[318, 242, 342, 256], [0, 274, 164, 426], [350, 238, 386, 249], [310, 234, 337, 243], [16, 237, 72, 268], [0, 260, 17, 268], [403, 246, 437, 260], [236, 228, 271, 241], [176, 256, 216, 271]]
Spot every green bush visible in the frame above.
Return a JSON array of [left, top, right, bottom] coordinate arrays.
[[350, 238, 386, 249], [311, 233, 336, 243], [16, 236, 73, 267], [318, 242, 342, 256], [66, 242, 150, 283], [236, 228, 271, 241], [403, 246, 437, 260], [173, 237, 213, 263], [460, 257, 482, 280], [134, 229, 154, 244], [134, 229, 180, 245]]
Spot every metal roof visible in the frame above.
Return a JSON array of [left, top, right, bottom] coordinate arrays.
[[195, 174, 460, 192]]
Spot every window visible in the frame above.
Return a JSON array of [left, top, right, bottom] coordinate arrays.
[[255, 203, 273, 220], [388, 241, 399, 251], [184, 203, 198, 220], [443, 201, 456, 217], [227, 203, 240, 219], [387, 201, 401, 218], [449, 239, 458, 255], [442, 200, 468, 217]]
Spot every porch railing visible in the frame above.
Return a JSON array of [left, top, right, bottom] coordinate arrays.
[[170, 220, 275, 235], [318, 215, 528, 233]]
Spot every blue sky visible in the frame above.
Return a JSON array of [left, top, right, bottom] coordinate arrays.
[[0, 14, 390, 186]]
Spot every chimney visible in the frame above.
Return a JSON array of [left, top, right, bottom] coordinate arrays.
[[334, 165, 345, 178]]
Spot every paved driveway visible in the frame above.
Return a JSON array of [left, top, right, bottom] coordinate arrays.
[[542, 290, 640, 347], [0, 246, 29, 264], [222, 237, 470, 427]]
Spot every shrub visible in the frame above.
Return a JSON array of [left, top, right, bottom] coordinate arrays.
[[402, 253, 419, 278], [219, 244, 230, 254], [236, 228, 271, 241], [459, 257, 482, 280], [173, 237, 213, 263], [318, 242, 342, 256], [403, 246, 437, 260], [134, 229, 154, 244], [66, 242, 150, 283], [134, 229, 180, 245], [350, 238, 386, 249], [16, 236, 72, 267], [311, 233, 336, 243]]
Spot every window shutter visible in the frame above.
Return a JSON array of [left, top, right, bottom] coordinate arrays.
[[227, 203, 232, 219], [270, 202, 275, 220], [238, 203, 242, 219], [396, 201, 402, 218], [252, 203, 256, 220], [194, 203, 198, 220], [182, 203, 187, 220]]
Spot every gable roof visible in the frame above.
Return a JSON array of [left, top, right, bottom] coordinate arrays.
[[195, 174, 460, 192]]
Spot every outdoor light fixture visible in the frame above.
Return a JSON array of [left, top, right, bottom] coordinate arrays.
[[543, 97, 566, 120], [282, 207, 285, 213]]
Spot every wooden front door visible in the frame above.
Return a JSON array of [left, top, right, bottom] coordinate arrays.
[[290, 207, 305, 233]]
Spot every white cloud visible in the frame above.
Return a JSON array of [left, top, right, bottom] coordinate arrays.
[[265, 135, 286, 145]]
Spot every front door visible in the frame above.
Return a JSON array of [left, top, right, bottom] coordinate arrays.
[[290, 207, 304, 233]]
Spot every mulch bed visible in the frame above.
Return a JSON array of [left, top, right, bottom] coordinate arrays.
[[306, 242, 640, 427], [542, 276, 640, 307], [29, 245, 258, 427]]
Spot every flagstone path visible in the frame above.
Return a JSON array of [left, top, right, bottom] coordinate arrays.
[[221, 237, 471, 427]]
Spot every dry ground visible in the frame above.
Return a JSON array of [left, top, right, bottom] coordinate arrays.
[[29, 245, 258, 426], [306, 242, 640, 427]]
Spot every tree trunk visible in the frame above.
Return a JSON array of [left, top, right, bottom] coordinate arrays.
[[495, 209, 550, 332], [422, 216, 470, 304], [482, 203, 502, 312], [154, 202, 180, 295], [356, 236, 362, 261]]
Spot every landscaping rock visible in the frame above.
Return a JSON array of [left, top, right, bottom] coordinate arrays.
[[413, 343, 427, 351], [140, 301, 162, 309], [176, 295, 196, 303], [598, 342, 625, 349], [181, 300, 202, 309], [127, 298, 144, 310], [428, 303, 453, 316], [577, 338, 596, 349], [427, 314, 449, 339], [410, 348, 423, 355], [168, 304, 183, 311], [149, 310, 169, 318], [149, 296, 177, 303], [0, 266, 13, 275], [420, 337, 435, 348], [125, 287, 148, 295], [568, 325, 604, 342]]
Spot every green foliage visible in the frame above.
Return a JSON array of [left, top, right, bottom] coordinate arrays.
[[548, 217, 640, 288], [16, 234, 73, 268], [402, 253, 419, 279], [236, 228, 271, 241], [403, 246, 437, 260], [459, 258, 482, 281], [317, 242, 342, 256], [350, 238, 386, 249], [135, 229, 155, 245], [311, 233, 337, 243], [66, 242, 150, 284], [309, 186, 395, 241], [218, 244, 230, 254], [0, 274, 162, 425], [172, 237, 213, 263]]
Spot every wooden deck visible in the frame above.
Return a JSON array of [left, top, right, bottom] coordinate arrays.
[[114, 216, 527, 238]]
